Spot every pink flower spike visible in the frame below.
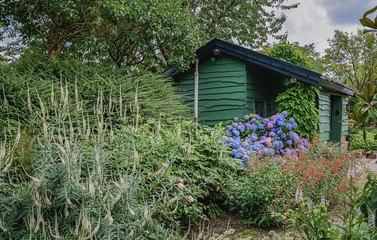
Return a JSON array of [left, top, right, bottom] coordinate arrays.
[[178, 178, 184, 183], [177, 183, 184, 190], [187, 195, 194, 203]]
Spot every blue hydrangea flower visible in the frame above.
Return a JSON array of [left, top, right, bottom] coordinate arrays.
[[289, 117, 295, 124], [241, 142, 249, 149], [281, 134, 286, 139], [250, 118, 256, 123], [233, 123, 238, 127], [267, 122, 273, 128], [228, 130, 233, 136], [243, 115, 250, 120], [199, 126, 203, 130], [234, 153, 241, 159], [277, 120, 285, 127], [282, 111, 288, 117], [262, 118, 269, 125], [230, 149, 238, 156], [231, 140, 239, 149], [227, 125, 233, 131], [232, 130, 240, 136], [251, 133, 258, 141], [292, 123, 297, 129], [261, 136, 267, 141], [273, 141, 280, 148], [250, 125, 257, 131], [258, 124, 264, 130], [286, 123, 292, 130], [234, 117, 239, 121], [245, 122, 252, 130], [222, 136, 229, 141]]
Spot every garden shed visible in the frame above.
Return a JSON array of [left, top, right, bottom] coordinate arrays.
[[165, 39, 355, 143]]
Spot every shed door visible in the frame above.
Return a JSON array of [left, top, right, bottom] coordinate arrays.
[[330, 95, 342, 142]]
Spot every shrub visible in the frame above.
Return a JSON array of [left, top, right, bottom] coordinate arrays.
[[0, 58, 188, 136], [223, 139, 355, 228], [0, 81, 240, 238], [223, 111, 309, 167], [349, 129, 377, 151]]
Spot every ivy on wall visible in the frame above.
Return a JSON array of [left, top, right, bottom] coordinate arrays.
[[276, 80, 320, 138], [263, 44, 321, 138]]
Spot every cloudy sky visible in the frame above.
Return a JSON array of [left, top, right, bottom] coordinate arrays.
[[280, 0, 376, 54]]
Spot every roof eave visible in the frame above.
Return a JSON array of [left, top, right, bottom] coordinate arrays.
[[319, 77, 355, 96]]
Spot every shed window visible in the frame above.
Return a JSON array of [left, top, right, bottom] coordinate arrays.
[[346, 104, 350, 113], [254, 101, 264, 116]]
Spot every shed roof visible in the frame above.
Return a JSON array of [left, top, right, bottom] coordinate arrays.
[[165, 38, 355, 96]]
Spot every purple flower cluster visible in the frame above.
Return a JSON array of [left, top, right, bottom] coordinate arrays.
[[223, 111, 309, 167]]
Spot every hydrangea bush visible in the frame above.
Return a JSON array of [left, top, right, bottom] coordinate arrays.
[[223, 111, 309, 166]]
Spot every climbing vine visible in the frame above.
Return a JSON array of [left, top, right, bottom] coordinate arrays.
[[264, 43, 321, 138], [276, 80, 320, 138]]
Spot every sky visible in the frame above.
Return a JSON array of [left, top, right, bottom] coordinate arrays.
[[280, 0, 376, 54]]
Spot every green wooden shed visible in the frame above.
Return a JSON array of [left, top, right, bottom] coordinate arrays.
[[165, 39, 355, 143]]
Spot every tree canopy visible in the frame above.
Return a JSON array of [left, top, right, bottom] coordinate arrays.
[[323, 30, 377, 90], [0, 0, 298, 71], [184, 0, 299, 48]]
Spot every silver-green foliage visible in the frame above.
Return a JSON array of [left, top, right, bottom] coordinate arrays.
[[0, 76, 240, 238]]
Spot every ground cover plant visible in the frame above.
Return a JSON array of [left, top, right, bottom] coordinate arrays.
[[350, 129, 377, 151]]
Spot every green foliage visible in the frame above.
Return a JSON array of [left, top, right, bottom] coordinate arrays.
[[289, 201, 335, 239], [289, 181, 377, 240], [349, 129, 377, 151], [0, 57, 188, 137], [276, 81, 320, 138], [224, 158, 296, 228], [264, 44, 321, 138], [0, 77, 241, 238], [360, 6, 377, 29], [184, 0, 299, 48], [262, 44, 309, 68], [223, 141, 354, 228], [346, 83, 377, 143], [87, 0, 200, 71], [323, 30, 377, 90], [0, 0, 103, 59]]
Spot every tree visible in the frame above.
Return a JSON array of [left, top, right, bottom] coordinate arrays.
[[91, 0, 200, 71], [183, 0, 299, 48], [0, 0, 104, 60], [323, 30, 377, 90]]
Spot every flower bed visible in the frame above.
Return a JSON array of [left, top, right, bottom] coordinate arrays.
[[223, 111, 309, 167]]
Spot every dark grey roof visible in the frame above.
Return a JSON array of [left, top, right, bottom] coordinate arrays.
[[166, 38, 321, 86], [319, 75, 356, 96], [165, 38, 355, 96]]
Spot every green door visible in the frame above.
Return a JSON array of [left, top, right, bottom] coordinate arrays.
[[330, 95, 342, 142]]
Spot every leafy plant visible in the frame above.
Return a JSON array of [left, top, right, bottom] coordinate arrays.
[[349, 129, 377, 151], [289, 179, 377, 240], [346, 83, 377, 142], [264, 44, 321, 138], [223, 139, 355, 228], [275, 81, 320, 138]]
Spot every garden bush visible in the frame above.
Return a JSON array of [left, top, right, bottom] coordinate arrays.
[[0, 57, 188, 137], [223, 134, 355, 227], [0, 78, 241, 239], [223, 111, 308, 167], [349, 129, 377, 151]]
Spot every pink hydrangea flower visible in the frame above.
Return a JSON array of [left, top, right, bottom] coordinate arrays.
[[265, 137, 272, 147], [187, 195, 194, 203], [177, 183, 184, 190]]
